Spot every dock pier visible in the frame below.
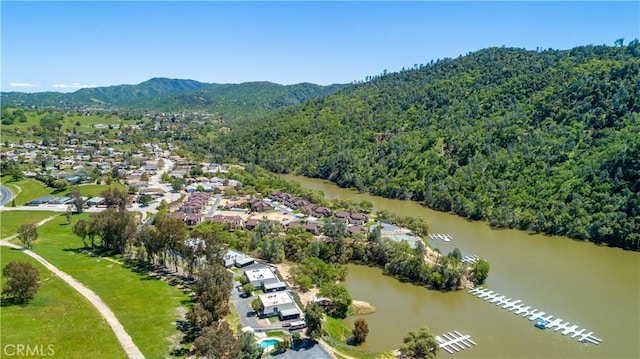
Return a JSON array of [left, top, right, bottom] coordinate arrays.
[[435, 331, 476, 354], [428, 233, 452, 242], [468, 287, 601, 345]]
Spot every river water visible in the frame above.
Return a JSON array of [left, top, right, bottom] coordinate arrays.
[[281, 174, 640, 358]]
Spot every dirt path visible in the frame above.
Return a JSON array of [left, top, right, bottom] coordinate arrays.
[[0, 217, 145, 359]]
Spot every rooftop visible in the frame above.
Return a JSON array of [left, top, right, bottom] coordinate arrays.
[[245, 267, 276, 282], [259, 291, 294, 307]]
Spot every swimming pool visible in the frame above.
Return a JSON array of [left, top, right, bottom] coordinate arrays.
[[258, 338, 280, 349]]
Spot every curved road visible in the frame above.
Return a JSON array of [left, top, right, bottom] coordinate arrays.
[[0, 184, 14, 206], [0, 217, 145, 359]]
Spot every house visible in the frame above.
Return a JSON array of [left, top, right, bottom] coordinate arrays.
[[226, 216, 244, 230], [305, 222, 322, 236], [349, 212, 369, 225], [263, 281, 287, 293], [348, 225, 364, 235], [334, 211, 351, 222], [244, 219, 262, 230], [248, 198, 272, 212], [245, 267, 280, 290], [285, 222, 304, 232], [258, 291, 301, 320], [169, 212, 203, 227], [223, 250, 255, 268], [311, 206, 332, 218]]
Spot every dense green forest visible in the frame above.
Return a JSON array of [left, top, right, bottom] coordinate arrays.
[[208, 43, 640, 250], [1, 78, 345, 121]]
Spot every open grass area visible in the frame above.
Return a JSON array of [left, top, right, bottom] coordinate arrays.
[[0, 211, 58, 239], [69, 183, 126, 198], [325, 316, 351, 342], [3, 178, 57, 206], [1, 177, 124, 206], [1, 110, 125, 132], [265, 331, 287, 338], [324, 316, 389, 359], [226, 301, 242, 333], [0, 247, 128, 359], [28, 214, 191, 358]]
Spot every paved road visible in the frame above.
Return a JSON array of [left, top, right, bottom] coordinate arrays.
[[269, 339, 331, 359], [206, 194, 222, 217], [0, 217, 145, 359], [0, 184, 14, 206]]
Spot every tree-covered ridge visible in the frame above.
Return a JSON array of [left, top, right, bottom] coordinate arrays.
[[211, 43, 640, 250], [1, 78, 346, 121]]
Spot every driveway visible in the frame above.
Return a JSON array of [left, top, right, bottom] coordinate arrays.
[[231, 264, 286, 331], [269, 339, 331, 359]]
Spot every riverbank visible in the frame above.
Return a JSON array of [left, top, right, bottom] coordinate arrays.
[[282, 173, 640, 357]]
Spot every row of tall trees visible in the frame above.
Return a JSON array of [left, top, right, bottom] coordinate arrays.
[[68, 187, 263, 358]]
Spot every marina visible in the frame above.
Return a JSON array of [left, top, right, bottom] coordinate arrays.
[[435, 331, 476, 354], [468, 287, 602, 345], [428, 233, 452, 242]]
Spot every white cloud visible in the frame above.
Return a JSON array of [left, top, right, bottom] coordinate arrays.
[[52, 83, 98, 89], [9, 82, 40, 88]]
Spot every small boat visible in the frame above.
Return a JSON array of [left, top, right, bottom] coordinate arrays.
[[535, 317, 550, 329]]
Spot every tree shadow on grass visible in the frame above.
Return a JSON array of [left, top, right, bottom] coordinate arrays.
[[0, 296, 30, 307]]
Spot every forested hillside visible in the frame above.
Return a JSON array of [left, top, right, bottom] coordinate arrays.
[[1, 78, 345, 121], [210, 42, 640, 250]]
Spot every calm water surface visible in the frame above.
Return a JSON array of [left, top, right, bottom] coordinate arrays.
[[281, 174, 640, 358]]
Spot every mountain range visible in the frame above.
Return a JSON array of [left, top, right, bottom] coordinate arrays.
[[1, 78, 346, 120]]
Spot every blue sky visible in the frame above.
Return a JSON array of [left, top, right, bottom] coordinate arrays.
[[2, 1, 639, 92]]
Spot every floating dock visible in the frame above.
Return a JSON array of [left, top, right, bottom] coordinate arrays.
[[428, 233, 452, 242], [435, 331, 476, 354], [468, 287, 602, 345], [460, 255, 480, 265]]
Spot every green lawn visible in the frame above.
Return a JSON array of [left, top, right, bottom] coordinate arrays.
[[3, 178, 57, 206], [324, 316, 387, 359], [70, 183, 126, 198], [0, 247, 127, 359], [1, 177, 124, 206], [0, 211, 58, 239], [29, 214, 190, 358]]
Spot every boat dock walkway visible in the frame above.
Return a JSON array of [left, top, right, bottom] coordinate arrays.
[[435, 331, 476, 354], [428, 233, 452, 242], [460, 254, 480, 265], [468, 287, 602, 345]]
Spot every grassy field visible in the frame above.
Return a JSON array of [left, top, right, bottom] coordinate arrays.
[[0, 176, 124, 206], [0, 247, 128, 359], [3, 178, 57, 206], [324, 316, 389, 359], [28, 214, 191, 358], [0, 211, 58, 239], [0, 109, 137, 143], [1, 110, 125, 132]]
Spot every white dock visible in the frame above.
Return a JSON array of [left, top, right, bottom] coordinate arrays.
[[460, 255, 480, 264], [435, 331, 476, 354], [468, 287, 601, 345], [428, 233, 452, 242]]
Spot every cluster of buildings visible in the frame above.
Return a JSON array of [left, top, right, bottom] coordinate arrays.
[[169, 192, 214, 226], [225, 250, 302, 321], [267, 191, 331, 218]]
